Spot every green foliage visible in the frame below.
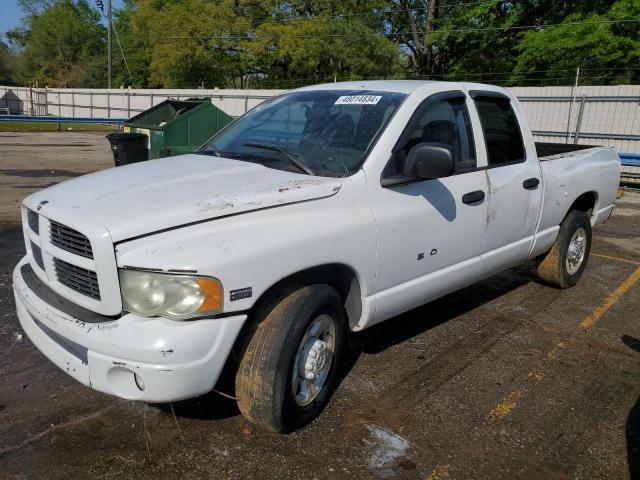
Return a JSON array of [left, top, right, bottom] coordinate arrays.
[[4, 0, 640, 88], [248, 17, 401, 87], [9, 0, 106, 87], [17, 0, 56, 16], [112, 0, 150, 87], [385, 0, 639, 85], [0, 121, 116, 132], [132, 0, 251, 88], [129, 0, 402, 88], [513, 1, 640, 85], [0, 39, 16, 84]]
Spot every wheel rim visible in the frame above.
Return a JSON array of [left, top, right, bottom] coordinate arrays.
[[291, 313, 336, 407], [566, 227, 587, 275]]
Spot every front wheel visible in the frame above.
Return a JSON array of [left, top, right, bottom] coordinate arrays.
[[537, 210, 592, 288], [235, 284, 347, 433]]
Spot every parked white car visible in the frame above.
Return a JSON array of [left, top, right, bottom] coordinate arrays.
[[13, 81, 620, 432]]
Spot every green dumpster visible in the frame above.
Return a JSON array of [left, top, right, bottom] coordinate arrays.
[[124, 98, 233, 159]]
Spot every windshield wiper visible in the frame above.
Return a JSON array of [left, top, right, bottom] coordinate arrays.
[[243, 143, 315, 176], [199, 146, 222, 157]]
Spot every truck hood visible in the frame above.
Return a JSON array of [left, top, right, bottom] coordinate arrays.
[[31, 154, 342, 242]]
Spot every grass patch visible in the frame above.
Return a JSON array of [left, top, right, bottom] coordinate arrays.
[[0, 121, 120, 132]]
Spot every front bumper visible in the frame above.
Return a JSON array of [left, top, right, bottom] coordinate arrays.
[[13, 257, 247, 402]]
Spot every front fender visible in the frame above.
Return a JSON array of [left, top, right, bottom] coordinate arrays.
[[114, 174, 376, 322]]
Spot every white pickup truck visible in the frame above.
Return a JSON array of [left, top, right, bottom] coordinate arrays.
[[13, 81, 620, 432]]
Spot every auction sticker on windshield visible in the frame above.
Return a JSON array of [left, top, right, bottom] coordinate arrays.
[[335, 95, 382, 105]]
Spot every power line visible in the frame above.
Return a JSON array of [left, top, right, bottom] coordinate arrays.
[[163, 65, 640, 88], [158, 18, 640, 41], [112, 25, 134, 85], [339, 67, 640, 80], [217, 70, 638, 89], [143, 65, 639, 89], [245, 0, 503, 25]]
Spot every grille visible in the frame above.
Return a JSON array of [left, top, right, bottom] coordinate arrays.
[[50, 221, 93, 259], [54, 258, 101, 300], [28, 209, 39, 234], [30, 241, 44, 270]]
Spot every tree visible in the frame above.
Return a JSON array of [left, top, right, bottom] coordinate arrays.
[[130, 0, 245, 88], [17, 0, 56, 16], [386, 0, 442, 76], [7, 0, 639, 88], [111, 0, 151, 87], [129, 0, 402, 88], [9, 0, 106, 87], [512, 0, 640, 85], [247, 0, 401, 87]]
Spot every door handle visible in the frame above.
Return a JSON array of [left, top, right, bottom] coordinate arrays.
[[523, 178, 540, 190], [462, 190, 485, 205]]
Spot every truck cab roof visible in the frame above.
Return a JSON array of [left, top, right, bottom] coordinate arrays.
[[294, 80, 510, 96]]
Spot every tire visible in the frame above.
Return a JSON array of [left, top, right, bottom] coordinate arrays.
[[537, 210, 592, 288], [235, 284, 347, 433]]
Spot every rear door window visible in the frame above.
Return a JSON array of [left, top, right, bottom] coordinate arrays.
[[472, 95, 526, 166]]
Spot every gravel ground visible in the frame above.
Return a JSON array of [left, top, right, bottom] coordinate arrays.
[[0, 132, 114, 226], [0, 132, 639, 479]]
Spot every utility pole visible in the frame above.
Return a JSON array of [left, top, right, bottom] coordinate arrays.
[[107, 0, 112, 89], [565, 67, 580, 143]]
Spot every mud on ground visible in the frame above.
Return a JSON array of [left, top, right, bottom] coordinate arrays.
[[1, 132, 639, 479]]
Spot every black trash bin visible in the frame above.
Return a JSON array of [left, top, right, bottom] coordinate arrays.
[[106, 132, 149, 166]]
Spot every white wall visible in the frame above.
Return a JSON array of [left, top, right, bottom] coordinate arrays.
[[1, 84, 638, 153], [510, 85, 640, 154], [0, 86, 285, 119]]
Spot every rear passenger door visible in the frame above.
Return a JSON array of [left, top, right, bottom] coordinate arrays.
[[470, 91, 543, 271]]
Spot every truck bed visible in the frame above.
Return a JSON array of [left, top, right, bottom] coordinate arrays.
[[535, 143, 620, 239], [535, 142, 597, 160]]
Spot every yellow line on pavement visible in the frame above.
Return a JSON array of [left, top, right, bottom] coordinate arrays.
[[425, 464, 451, 480], [592, 252, 640, 266], [489, 390, 523, 419], [547, 340, 566, 359], [580, 266, 640, 330], [489, 341, 563, 421], [527, 370, 544, 381], [487, 261, 639, 423]]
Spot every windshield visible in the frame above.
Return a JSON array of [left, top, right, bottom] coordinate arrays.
[[199, 90, 406, 177]]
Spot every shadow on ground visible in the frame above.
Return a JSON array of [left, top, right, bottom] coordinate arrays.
[[0, 169, 89, 178], [623, 334, 640, 480], [164, 262, 538, 422], [352, 262, 537, 354]]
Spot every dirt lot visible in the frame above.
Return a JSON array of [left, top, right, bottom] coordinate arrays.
[[0, 132, 114, 225], [1, 132, 639, 479]]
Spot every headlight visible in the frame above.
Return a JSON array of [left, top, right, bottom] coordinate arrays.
[[119, 269, 223, 320]]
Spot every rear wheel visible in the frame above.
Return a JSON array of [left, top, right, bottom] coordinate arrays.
[[537, 210, 592, 288], [235, 284, 347, 433]]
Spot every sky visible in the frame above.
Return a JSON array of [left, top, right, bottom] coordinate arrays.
[[1, 0, 125, 36]]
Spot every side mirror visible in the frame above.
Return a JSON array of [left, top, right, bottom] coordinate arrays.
[[402, 143, 454, 179]]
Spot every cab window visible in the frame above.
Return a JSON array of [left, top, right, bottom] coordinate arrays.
[[472, 95, 526, 165], [384, 94, 476, 177]]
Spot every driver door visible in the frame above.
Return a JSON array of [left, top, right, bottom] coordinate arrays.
[[368, 91, 489, 322]]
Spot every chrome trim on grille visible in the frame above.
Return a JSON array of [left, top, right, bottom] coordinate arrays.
[[53, 257, 101, 300], [50, 221, 93, 259]]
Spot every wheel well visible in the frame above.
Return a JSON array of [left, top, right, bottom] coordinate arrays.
[[567, 191, 597, 218], [252, 264, 363, 330]]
